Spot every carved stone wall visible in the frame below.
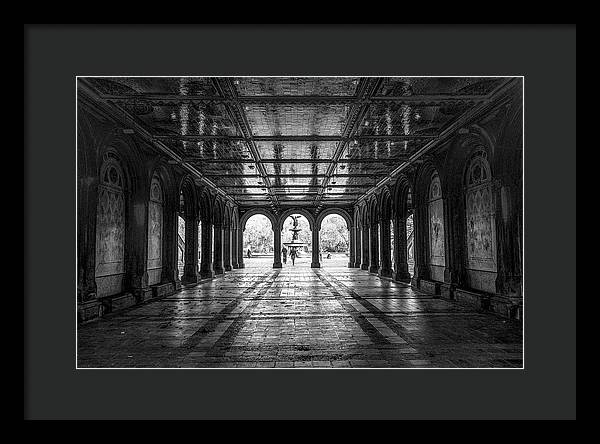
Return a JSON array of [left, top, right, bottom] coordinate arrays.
[[147, 175, 163, 286], [95, 157, 125, 297], [428, 174, 445, 281], [465, 151, 497, 292]]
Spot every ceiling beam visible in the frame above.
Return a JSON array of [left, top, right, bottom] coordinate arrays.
[[203, 173, 378, 178], [102, 93, 488, 106], [183, 158, 409, 163], [77, 80, 238, 207], [211, 78, 280, 209], [354, 77, 521, 205], [220, 184, 374, 189], [153, 134, 435, 142], [313, 78, 383, 209]]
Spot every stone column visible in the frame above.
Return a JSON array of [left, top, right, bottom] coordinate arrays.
[[378, 218, 392, 277], [411, 204, 429, 287], [347, 225, 356, 268], [494, 182, 523, 316], [369, 222, 380, 274], [353, 225, 362, 268], [223, 225, 233, 271], [213, 223, 224, 275], [360, 225, 370, 270], [199, 219, 214, 279], [311, 228, 320, 268], [77, 175, 99, 321], [237, 228, 245, 269], [181, 216, 199, 285], [273, 226, 282, 268], [392, 216, 412, 282], [231, 227, 240, 269]]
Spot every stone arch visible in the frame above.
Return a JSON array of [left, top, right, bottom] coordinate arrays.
[[393, 173, 413, 219], [147, 161, 177, 209], [315, 208, 352, 231], [232, 207, 240, 230], [353, 206, 361, 229], [277, 208, 315, 232], [360, 202, 369, 228], [442, 128, 495, 197], [379, 187, 393, 222], [199, 189, 213, 223], [240, 208, 277, 231], [213, 197, 225, 227], [223, 205, 232, 228], [97, 133, 145, 198], [178, 175, 198, 219], [367, 195, 379, 226]]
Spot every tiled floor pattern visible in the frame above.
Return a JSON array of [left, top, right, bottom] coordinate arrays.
[[78, 261, 523, 368]]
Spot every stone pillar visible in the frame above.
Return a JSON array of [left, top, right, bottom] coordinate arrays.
[[181, 216, 199, 285], [369, 222, 380, 274], [360, 225, 370, 270], [494, 182, 523, 315], [238, 228, 245, 269], [392, 216, 412, 282], [411, 204, 429, 287], [213, 223, 224, 275], [311, 228, 320, 268], [347, 225, 356, 268], [273, 226, 282, 268], [378, 218, 392, 277], [231, 227, 240, 269], [199, 219, 214, 279], [77, 175, 99, 319], [223, 225, 233, 271], [353, 225, 362, 268]]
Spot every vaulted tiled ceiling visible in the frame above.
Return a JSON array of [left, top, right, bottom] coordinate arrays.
[[79, 76, 509, 212]]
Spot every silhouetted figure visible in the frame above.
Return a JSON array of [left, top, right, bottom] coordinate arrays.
[[282, 247, 288, 264], [247, 248, 252, 258], [290, 248, 296, 266]]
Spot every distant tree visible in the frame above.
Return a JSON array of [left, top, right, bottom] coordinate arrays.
[[243, 215, 273, 253], [319, 215, 348, 252]]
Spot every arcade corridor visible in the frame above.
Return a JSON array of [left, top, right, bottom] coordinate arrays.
[[77, 76, 524, 368], [78, 262, 522, 368]]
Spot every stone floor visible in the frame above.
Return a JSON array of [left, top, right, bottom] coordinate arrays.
[[78, 258, 523, 368]]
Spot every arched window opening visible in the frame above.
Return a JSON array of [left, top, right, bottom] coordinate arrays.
[[243, 214, 273, 267], [428, 172, 445, 281], [95, 156, 126, 298], [319, 214, 349, 267], [281, 214, 311, 267], [147, 174, 163, 286], [465, 151, 497, 290]]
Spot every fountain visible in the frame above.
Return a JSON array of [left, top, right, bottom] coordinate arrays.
[[283, 215, 307, 257]]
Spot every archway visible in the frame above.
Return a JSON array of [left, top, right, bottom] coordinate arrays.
[[318, 214, 349, 267], [243, 214, 274, 267], [281, 213, 312, 267]]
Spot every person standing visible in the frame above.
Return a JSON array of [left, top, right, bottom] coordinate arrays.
[[282, 246, 288, 264], [290, 248, 296, 266]]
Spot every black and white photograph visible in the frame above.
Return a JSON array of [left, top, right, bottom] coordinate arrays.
[[25, 24, 576, 420], [76, 76, 524, 369]]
